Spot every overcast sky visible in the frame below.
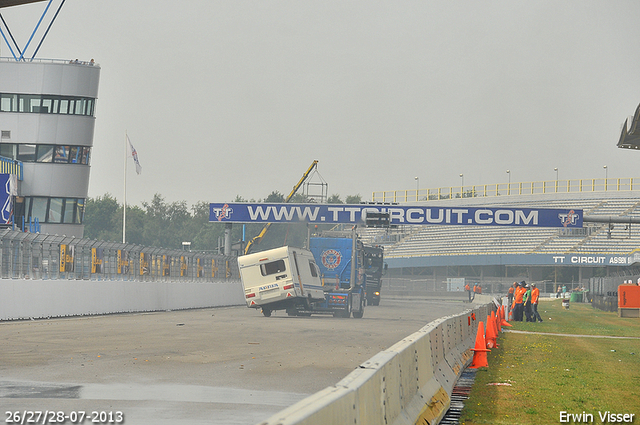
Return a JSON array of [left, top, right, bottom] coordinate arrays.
[[3, 1, 640, 207]]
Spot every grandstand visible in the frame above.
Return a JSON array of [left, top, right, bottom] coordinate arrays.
[[360, 181, 640, 293], [367, 195, 640, 258]]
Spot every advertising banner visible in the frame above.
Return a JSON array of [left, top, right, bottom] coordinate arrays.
[[117, 250, 130, 274], [209, 203, 583, 228], [91, 248, 103, 273], [211, 259, 218, 278], [387, 252, 639, 268], [59, 244, 74, 272], [180, 256, 187, 277], [140, 252, 149, 275], [197, 257, 204, 278], [0, 173, 16, 224]]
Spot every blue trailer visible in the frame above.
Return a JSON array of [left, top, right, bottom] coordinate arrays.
[[307, 235, 366, 318]]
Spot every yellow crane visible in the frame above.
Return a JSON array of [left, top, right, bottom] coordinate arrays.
[[244, 160, 319, 255]]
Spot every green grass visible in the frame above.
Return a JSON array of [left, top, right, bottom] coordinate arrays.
[[460, 300, 640, 424]]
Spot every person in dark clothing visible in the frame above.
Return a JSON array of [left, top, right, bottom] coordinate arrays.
[[465, 282, 472, 302]]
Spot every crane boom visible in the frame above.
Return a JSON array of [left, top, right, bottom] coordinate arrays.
[[244, 160, 319, 255]]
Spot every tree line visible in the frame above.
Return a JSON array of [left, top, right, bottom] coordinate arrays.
[[83, 192, 362, 252]]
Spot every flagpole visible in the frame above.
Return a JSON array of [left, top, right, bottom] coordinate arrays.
[[123, 131, 127, 244]]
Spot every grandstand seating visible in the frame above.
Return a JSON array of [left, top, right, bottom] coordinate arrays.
[[359, 193, 640, 259]]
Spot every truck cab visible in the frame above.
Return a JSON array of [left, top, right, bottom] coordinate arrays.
[[309, 236, 366, 318], [363, 245, 385, 306]]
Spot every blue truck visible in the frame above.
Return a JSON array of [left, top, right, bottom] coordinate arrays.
[[307, 235, 366, 318]]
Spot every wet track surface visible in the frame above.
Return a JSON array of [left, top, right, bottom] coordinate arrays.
[[1, 297, 471, 424]]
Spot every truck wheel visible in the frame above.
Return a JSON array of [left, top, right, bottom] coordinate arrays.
[[352, 297, 364, 319], [343, 298, 353, 318], [262, 308, 272, 317]]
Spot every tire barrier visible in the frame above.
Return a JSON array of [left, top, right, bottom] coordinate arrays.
[[259, 301, 494, 425]]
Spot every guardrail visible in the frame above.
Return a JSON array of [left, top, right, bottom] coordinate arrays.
[[260, 297, 495, 425], [0, 57, 100, 67], [373, 177, 640, 203]]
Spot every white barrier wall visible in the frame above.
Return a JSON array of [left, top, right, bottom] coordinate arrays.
[[260, 302, 494, 425], [0, 279, 244, 320]]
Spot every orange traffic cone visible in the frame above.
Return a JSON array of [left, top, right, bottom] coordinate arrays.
[[500, 305, 513, 327], [486, 314, 498, 349], [469, 321, 490, 369], [495, 310, 502, 333], [492, 311, 500, 342]]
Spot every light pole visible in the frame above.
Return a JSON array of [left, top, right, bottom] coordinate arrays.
[[415, 176, 419, 201], [506, 170, 510, 195], [459, 174, 464, 197], [554, 167, 558, 181], [603, 165, 608, 190]]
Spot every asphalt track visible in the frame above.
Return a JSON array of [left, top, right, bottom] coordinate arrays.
[[0, 297, 471, 425]]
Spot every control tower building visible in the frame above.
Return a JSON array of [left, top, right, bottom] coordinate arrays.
[[0, 0, 100, 237]]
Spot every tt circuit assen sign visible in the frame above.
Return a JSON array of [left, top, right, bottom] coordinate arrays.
[[209, 203, 583, 228]]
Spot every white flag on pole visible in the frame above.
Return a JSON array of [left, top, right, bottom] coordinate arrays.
[[127, 135, 142, 175]]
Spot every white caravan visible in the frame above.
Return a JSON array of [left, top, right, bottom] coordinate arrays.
[[238, 246, 325, 316]]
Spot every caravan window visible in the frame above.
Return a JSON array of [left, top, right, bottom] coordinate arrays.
[[309, 260, 319, 277], [260, 260, 286, 276]]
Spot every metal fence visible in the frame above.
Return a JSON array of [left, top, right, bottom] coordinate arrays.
[[383, 276, 576, 296], [588, 275, 640, 297], [373, 177, 640, 203], [0, 229, 238, 281]]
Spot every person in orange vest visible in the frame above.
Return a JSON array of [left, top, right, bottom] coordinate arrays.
[[531, 282, 543, 322], [473, 283, 477, 294], [514, 281, 526, 321], [465, 282, 472, 302], [477, 284, 482, 294], [508, 282, 516, 313]]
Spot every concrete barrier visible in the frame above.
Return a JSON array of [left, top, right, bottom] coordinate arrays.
[[0, 278, 244, 320], [259, 302, 494, 425]]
